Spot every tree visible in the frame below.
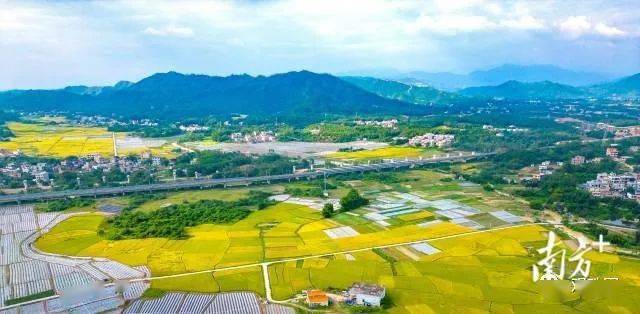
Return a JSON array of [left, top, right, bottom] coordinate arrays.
[[340, 189, 369, 212], [322, 203, 334, 218]]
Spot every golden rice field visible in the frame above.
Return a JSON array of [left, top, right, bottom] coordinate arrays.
[[149, 266, 265, 296], [34, 190, 640, 312], [35, 203, 470, 277], [268, 224, 640, 313], [327, 146, 441, 161], [0, 122, 116, 157], [0, 122, 176, 158]]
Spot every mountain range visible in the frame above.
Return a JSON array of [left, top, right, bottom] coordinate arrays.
[[340, 76, 460, 104], [348, 64, 615, 90], [0, 71, 423, 119], [0, 68, 638, 120], [456, 73, 640, 100]]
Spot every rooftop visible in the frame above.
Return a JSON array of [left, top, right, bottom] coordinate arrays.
[[306, 290, 328, 303], [349, 282, 385, 297]]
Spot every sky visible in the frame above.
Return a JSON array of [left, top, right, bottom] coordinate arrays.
[[1, 0, 639, 89]]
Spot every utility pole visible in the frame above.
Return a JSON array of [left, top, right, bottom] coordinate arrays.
[[323, 172, 328, 196]]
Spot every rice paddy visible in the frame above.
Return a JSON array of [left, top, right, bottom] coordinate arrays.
[[0, 122, 175, 158], [35, 201, 469, 275], [32, 168, 640, 312], [268, 224, 640, 313], [327, 146, 441, 160]]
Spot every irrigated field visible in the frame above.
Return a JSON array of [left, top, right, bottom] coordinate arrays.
[[327, 146, 441, 161], [35, 169, 532, 280], [268, 224, 640, 313], [35, 203, 470, 277], [0, 122, 175, 158], [33, 165, 640, 312], [0, 122, 115, 157]]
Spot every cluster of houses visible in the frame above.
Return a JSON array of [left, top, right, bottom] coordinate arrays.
[[522, 160, 564, 181], [408, 133, 454, 148], [0, 162, 50, 183], [482, 124, 528, 137], [178, 124, 210, 132], [354, 119, 398, 129], [305, 282, 386, 308], [595, 122, 640, 139], [230, 131, 276, 143], [584, 172, 640, 200], [0, 151, 168, 189], [64, 152, 164, 173], [71, 115, 159, 128]]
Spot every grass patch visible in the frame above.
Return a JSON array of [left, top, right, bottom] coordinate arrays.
[[328, 146, 440, 160], [4, 290, 55, 306], [35, 214, 105, 256], [141, 288, 166, 299]]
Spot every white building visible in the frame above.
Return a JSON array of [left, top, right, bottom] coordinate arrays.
[[584, 172, 639, 199], [34, 171, 50, 182], [571, 155, 585, 165], [354, 119, 398, 128], [408, 133, 454, 148], [348, 283, 386, 307]]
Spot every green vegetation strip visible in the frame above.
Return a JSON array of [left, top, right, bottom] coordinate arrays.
[[101, 191, 274, 239], [4, 290, 55, 306]]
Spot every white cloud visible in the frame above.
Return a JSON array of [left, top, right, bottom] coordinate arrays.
[[1, 0, 639, 88], [411, 14, 497, 35], [594, 22, 626, 37], [558, 16, 629, 38], [559, 16, 591, 37], [501, 16, 545, 30], [143, 25, 194, 37]]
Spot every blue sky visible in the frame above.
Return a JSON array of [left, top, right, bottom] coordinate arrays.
[[1, 0, 639, 89]]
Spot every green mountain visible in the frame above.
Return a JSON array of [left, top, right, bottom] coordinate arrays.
[[340, 76, 459, 104], [0, 71, 422, 119], [588, 73, 640, 97], [467, 64, 611, 87], [459, 80, 587, 99], [347, 64, 612, 90]]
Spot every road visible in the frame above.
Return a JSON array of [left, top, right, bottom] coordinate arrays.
[[129, 222, 539, 304], [0, 152, 493, 204]]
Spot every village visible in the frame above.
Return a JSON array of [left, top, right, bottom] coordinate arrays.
[[0, 151, 169, 191]]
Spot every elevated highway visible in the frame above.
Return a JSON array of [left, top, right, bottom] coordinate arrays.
[[0, 152, 493, 204]]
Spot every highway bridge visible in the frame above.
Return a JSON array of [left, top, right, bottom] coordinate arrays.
[[0, 152, 493, 204]]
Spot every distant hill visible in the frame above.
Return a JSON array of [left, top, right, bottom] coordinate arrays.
[[0, 71, 422, 119], [63, 81, 133, 96], [340, 76, 460, 104], [459, 80, 587, 99], [348, 64, 613, 90], [588, 73, 640, 97], [467, 64, 611, 87]]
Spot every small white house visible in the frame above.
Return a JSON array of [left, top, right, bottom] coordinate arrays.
[[348, 282, 385, 307], [34, 171, 50, 182]]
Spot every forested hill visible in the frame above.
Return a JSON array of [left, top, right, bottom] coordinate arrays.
[[0, 71, 422, 119], [459, 80, 586, 99], [341, 76, 460, 104]]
